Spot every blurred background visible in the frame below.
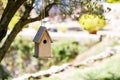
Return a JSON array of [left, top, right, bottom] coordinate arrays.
[[0, 0, 120, 80]]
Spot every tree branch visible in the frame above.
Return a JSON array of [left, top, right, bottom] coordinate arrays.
[[25, 3, 56, 24]]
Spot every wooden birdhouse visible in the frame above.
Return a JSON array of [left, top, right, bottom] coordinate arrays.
[[33, 26, 53, 58]]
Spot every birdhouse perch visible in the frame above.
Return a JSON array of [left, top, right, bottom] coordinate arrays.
[[33, 26, 53, 58]]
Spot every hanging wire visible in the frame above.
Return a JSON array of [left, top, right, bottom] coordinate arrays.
[[41, 0, 43, 26], [43, 0, 45, 27], [40, 0, 46, 26]]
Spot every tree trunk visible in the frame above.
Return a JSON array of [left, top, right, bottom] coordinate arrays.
[[0, 20, 26, 62]]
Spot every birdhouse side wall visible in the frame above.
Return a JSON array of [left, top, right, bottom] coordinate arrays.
[[34, 43, 39, 58], [38, 32, 52, 58]]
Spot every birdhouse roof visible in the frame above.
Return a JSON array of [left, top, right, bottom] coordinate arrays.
[[33, 26, 53, 43]]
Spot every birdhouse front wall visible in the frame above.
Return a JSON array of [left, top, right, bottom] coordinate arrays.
[[38, 31, 52, 58]]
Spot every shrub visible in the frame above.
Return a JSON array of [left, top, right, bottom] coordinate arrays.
[[1, 37, 80, 77], [52, 41, 79, 64], [106, 0, 120, 3], [79, 13, 106, 34]]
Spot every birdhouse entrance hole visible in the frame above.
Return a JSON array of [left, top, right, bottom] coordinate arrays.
[[43, 40, 47, 44]]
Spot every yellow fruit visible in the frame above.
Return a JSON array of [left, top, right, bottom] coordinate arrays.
[[79, 13, 106, 34]]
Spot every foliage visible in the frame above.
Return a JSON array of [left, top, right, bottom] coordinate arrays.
[[1, 35, 96, 77], [1, 36, 36, 77], [0, 65, 10, 79], [0, 0, 7, 8], [43, 52, 120, 80], [80, 54, 120, 80], [0, 0, 106, 62], [43, 77, 60, 80], [52, 41, 79, 64], [1, 37, 82, 77], [42, 37, 120, 80], [106, 0, 120, 3], [79, 13, 106, 33], [0, 0, 110, 79], [56, 0, 104, 15], [80, 0, 104, 15], [8, 12, 29, 30], [8, 13, 20, 30]]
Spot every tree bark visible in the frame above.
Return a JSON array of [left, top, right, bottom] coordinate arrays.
[[0, 0, 27, 42], [0, 21, 26, 62]]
